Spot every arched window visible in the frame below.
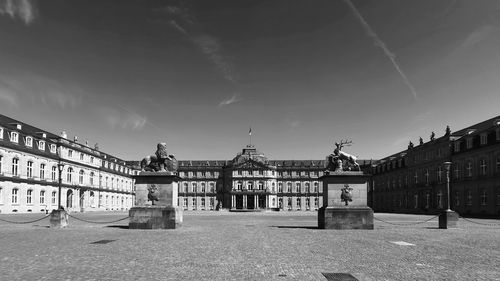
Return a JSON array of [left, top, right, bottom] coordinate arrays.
[[79, 170, 84, 184], [183, 182, 189, 193], [296, 182, 301, 193], [90, 172, 95, 186], [26, 161, 33, 178], [480, 159, 487, 175], [258, 181, 264, 190], [278, 182, 283, 193], [313, 182, 319, 193], [305, 182, 310, 193], [237, 181, 242, 190], [286, 182, 292, 193], [271, 182, 276, 193], [209, 182, 215, 192], [201, 182, 206, 193], [192, 182, 197, 193], [296, 198, 301, 209], [247, 181, 253, 190]]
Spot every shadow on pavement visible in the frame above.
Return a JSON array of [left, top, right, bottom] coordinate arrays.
[[270, 225, 319, 230], [106, 225, 129, 229]]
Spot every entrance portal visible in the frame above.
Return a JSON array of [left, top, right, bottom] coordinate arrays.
[[235, 195, 243, 209], [258, 195, 266, 209], [247, 195, 255, 209], [66, 189, 73, 209]]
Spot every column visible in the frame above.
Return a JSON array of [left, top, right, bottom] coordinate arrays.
[[254, 195, 258, 209], [232, 195, 235, 209], [243, 195, 247, 209]]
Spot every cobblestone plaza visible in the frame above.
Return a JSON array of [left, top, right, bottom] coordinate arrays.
[[0, 212, 498, 280]]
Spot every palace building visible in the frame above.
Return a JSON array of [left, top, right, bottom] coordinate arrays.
[[0, 114, 137, 214], [371, 115, 500, 217]]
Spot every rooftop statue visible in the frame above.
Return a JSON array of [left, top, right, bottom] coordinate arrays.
[[140, 143, 178, 173], [325, 139, 360, 173]]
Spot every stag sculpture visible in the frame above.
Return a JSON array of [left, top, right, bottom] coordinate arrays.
[[326, 139, 360, 172]]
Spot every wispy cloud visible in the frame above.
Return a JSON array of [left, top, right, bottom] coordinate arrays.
[[160, 4, 236, 83], [105, 107, 147, 131], [0, 0, 36, 25], [458, 25, 494, 51], [218, 93, 241, 107], [0, 73, 83, 109], [343, 0, 418, 100]]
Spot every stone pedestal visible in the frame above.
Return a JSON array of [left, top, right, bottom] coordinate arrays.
[[129, 206, 183, 229], [318, 173, 373, 230], [50, 209, 69, 228], [130, 172, 183, 229], [439, 210, 459, 229]]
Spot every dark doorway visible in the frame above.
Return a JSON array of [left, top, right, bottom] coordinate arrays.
[[236, 195, 243, 209], [247, 195, 255, 209], [66, 189, 73, 209], [258, 195, 266, 209]]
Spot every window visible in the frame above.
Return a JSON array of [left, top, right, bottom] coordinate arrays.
[[201, 198, 205, 208], [480, 159, 487, 176], [314, 182, 319, 193], [287, 171, 292, 176], [183, 183, 188, 193], [271, 182, 275, 193], [201, 182, 206, 193], [201, 171, 206, 177], [68, 150, 73, 158], [248, 170, 253, 176], [466, 161, 473, 177], [454, 163, 460, 180], [27, 161, 33, 178], [12, 188, 18, 204], [247, 181, 253, 190], [25, 136, 33, 147], [296, 182, 301, 193], [50, 144, 56, 153], [437, 190, 443, 209], [0, 155, 2, 174], [480, 190, 487, 206], [192, 182, 197, 192], [287, 182, 292, 193], [0, 187, 2, 203], [40, 190, 45, 204], [80, 153, 84, 161], [497, 156, 500, 173], [51, 166, 57, 181], [425, 192, 430, 209], [278, 198, 283, 209], [67, 167, 73, 183], [10, 132, 19, 143], [466, 190, 472, 206], [437, 167, 442, 183], [27, 189, 33, 204], [237, 182, 242, 190], [40, 164, 45, 180], [414, 194, 418, 209], [52, 191, 57, 204], [305, 182, 310, 193], [480, 134, 488, 145], [454, 141, 460, 152], [278, 182, 283, 193], [424, 169, 429, 185], [90, 172, 95, 185], [12, 158, 19, 176], [314, 197, 319, 208], [38, 140, 45, 150], [414, 171, 418, 184], [287, 197, 292, 210], [305, 198, 310, 209], [237, 170, 242, 175], [209, 182, 215, 192], [454, 191, 459, 207], [497, 129, 500, 140], [192, 198, 196, 208], [466, 138, 473, 149], [296, 198, 301, 209], [79, 170, 84, 184], [183, 198, 187, 208], [105, 176, 108, 187], [90, 157, 94, 164]]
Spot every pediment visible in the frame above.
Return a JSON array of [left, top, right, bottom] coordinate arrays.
[[233, 159, 271, 170]]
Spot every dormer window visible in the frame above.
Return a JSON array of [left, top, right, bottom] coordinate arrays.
[[68, 150, 73, 158], [9, 132, 19, 143], [25, 136, 33, 147], [38, 140, 45, 150], [480, 133, 488, 145], [50, 144, 57, 153], [0, 127, 3, 139], [466, 138, 473, 149]]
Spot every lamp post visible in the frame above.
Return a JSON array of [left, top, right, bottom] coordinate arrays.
[[439, 161, 458, 229], [57, 163, 64, 209], [443, 162, 452, 211]]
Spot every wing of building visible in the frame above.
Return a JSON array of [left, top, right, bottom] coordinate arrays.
[[0, 114, 138, 214], [371, 115, 500, 217]]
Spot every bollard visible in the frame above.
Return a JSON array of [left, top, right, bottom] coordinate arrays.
[[439, 210, 459, 229], [50, 209, 69, 228]]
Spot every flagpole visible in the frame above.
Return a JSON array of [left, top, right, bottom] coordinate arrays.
[[249, 126, 252, 146]]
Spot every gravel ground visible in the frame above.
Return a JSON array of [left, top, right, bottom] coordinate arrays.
[[0, 211, 499, 281]]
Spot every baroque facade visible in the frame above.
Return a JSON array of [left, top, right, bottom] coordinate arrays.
[[0, 114, 137, 214], [372, 115, 500, 217], [175, 145, 373, 212]]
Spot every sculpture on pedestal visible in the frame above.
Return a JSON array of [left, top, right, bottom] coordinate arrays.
[[140, 143, 178, 173], [325, 140, 360, 173], [341, 184, 353, 206]]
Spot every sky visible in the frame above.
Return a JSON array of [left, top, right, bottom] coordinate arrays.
[[1, 0, 499, 161]]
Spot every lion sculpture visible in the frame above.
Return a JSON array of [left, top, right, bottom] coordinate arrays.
[[140, 143, 178, 173]]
